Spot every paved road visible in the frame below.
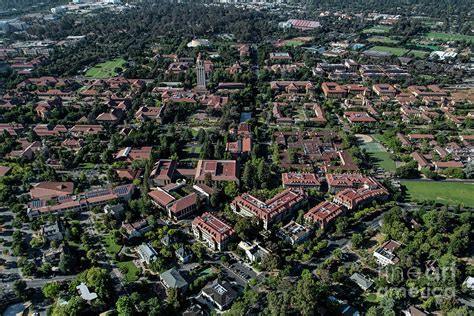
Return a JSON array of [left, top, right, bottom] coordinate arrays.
[[0, 207, 22, 289], [24, 275, 76, 289]]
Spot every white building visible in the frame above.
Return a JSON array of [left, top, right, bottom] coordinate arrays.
[[136, 243, 158, 265], [238, 241, 270, 263], [373, 240, 401, 266]]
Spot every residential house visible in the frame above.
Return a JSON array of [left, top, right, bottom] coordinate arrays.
[[160, 268, 188, 291], [175, 246, 193, 264], [350, 273, 373, 291], [373, 240, 401, 266], [137, 243, 158, 265], [40, 221, 65, 241], [200, 280, 239, 311], [121, 219, 151, 239], [238, 241, 270, 263]]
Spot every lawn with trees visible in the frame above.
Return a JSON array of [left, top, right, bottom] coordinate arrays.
[[85, 58, 127, 78]]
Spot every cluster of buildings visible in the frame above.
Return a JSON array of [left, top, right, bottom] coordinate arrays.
[[304, 173, 389, 229], [27, 182, 135, 218], [396, 133, 472, 173], [273, 130, 358, 172]]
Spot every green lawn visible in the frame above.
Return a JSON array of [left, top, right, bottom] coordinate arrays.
[[116, 261, 140, 282], [401, 181, 474, 206], [369, 151, 397, 172], [415, 44, 441, 51], [362, 26, 391, 34], [365, 293, 380, 303], [79, 163, 96, 170], [283, 40, 305, 47], [408, 50, 429, 58], [361, 135, 397, 172], [103, 234, 122, 256], [371, 134, 385, 143], [370, 46, 409, 57], [424, 32, 474, 43], [85, 58, 127, 78], [368, 37, 399, 44]]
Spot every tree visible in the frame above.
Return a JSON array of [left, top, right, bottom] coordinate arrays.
[[42, 282, 61, 299], [335, 217, 349, 236], [144, 297, 162, 315], [116, 295, 136, 316], [167, 288, 180, 311], [13, 280, 27, 299], [351, 233, 363, 249], [256, 159, 270, 189], [59, 251, 76, 274], [84, 267, 113, 300], [292, 270, 326, 316], [242, 160, 255, 190], [224, 181, 239, 199], [234, 217, 259, 240], [260, 254, 279, 271]]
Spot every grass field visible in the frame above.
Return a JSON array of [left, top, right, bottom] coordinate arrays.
[[283, 40, 305, 47], [401, 181, 474, 206], [103, 234, 122, 256], [85, 58, 127, 78], [415, 44, 440, 51], [370, 151, 397, 172], [424, 32, 474, 43], [370, 46, 409, 57], [368, 37, 399, 44], [79, 163, 96, 170], [371, 134, 385, 143], [408, 50, 429, 58], [360, 135, 397, 172], [362, 26, 391, 34], [116, 261, 140, 282]]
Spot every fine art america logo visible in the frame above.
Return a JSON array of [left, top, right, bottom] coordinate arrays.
[[376, 264, 457, 299]]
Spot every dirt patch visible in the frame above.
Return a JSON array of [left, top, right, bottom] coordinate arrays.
[[356, 134, 373, 144]]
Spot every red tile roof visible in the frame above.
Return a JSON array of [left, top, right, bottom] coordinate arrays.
[[30, 182, 74, 200], [168, 193, 197, 214], [192, 212, 235, 243], [148, 189, 176, 207]]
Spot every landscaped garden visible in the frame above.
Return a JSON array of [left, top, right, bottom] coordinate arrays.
[[85, 58, 127, 78]]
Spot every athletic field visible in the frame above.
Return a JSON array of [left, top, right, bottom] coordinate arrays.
[[85, 58, 127, 78], [358, 134, 397, 172], [424, 32, 474, 43], [401, 180, 474, 206]]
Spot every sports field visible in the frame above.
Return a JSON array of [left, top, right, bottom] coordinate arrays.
[[401, 180, 474, 206], [368, 37, 399, 44], [424, 32, 474, 43], [358, 134, 397, 172], [362, 26, 391, 34], [85, 58, 127, 78], [370, 46, 409, 57]]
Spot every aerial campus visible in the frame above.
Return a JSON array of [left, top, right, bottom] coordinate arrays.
[[0, 0, 473, 315]]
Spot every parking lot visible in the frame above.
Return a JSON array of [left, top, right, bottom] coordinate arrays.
[[220, 258, 259, 287]]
